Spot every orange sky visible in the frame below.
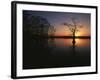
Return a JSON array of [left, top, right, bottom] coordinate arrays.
[[26, 10, 91, 36], [54, 25, 90, 36]]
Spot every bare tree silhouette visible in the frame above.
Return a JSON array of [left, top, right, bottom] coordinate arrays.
[[62, 18, 83, 45]]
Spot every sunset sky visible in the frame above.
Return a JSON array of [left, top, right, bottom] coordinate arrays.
[[24, 10, 91, 36]]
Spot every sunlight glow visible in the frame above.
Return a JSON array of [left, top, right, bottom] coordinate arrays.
[[75, 39, 90, 46], [75, 32, 82, 36]]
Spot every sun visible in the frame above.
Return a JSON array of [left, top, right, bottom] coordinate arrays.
[[75, 32, 82, 36]]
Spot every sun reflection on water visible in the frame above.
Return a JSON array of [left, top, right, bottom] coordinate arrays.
[[48, 38, 90, 47], [75, 38, 90, 47]]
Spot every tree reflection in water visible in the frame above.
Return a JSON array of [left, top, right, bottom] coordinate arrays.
[[23, 11, 90, 69], [72, 37, 76, 49]]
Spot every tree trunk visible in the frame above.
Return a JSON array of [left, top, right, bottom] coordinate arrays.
[[73, 31, 75, 38], [72, 31, 76, 44]]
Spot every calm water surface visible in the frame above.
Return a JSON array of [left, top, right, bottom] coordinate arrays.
[[48, 38, 90, 54], [23, 38, 91, 69]]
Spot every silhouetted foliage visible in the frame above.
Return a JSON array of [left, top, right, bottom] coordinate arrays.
[[48, 26, 56, 36], [23, 12, 52, 36], [23, 12, 90, 69]]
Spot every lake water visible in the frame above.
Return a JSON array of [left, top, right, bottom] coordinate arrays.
[[23, 38, 91, 69], [48, 38, 90, 55]]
